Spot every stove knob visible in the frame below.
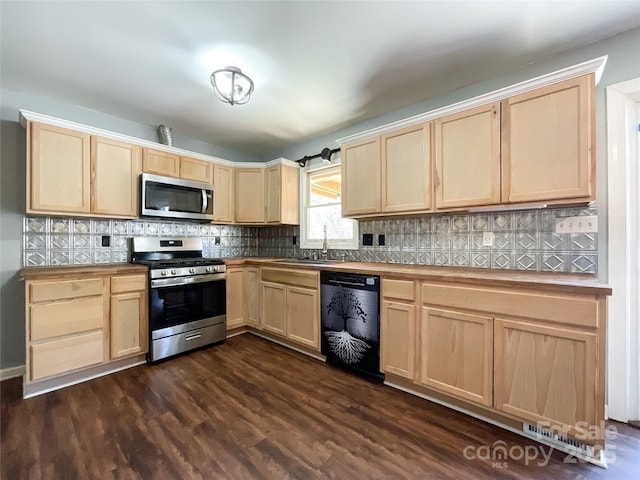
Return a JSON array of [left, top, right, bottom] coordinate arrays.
[[170, 269, 178, 275], [206, 266, 213, 273], [189, 268, 195, 274], [160, 270, 167, 276]]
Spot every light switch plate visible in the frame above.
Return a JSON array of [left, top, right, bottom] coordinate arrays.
[[482, 232, 494, 247], [555, 215, 598, 234]]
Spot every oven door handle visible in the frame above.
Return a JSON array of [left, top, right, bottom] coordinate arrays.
[[151, 273, 226, 288]]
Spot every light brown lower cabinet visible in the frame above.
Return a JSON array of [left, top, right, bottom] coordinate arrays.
[[494, 318, 598, 436], [378, 276, 606, 449], [110, 274, 148, 359], [285, 286, 319, 349], [244, 267, 260, 327], [226, 268, 246, 329], [260, 267, 320, 350], [419, 307, 493, 406], [381, 278, 419, 380], [25, 271, 148, 386], [26, 277, 107, 381], [261, 282, 287, 336], [381, 300, 416, 380]]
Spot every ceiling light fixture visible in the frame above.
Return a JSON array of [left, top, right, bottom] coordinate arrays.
[[210, 66, 254, 106], [296, 147, 340, 168]]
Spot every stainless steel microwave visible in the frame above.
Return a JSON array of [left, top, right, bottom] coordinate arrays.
[[141, 173, 214, 221]]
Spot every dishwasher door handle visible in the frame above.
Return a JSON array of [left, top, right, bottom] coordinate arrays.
[[327, 279, 366, 287]]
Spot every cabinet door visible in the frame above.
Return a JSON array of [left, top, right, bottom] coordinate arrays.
[[434, 103, 501, 209], [286, 286, 319, 350], [381, 301, 416, 380], [180, 156, 213, 184], [266, 165, 282, 223], [226, 268, 245, 329], [29, 122, 91, 214], [420, 308, 493, 406], [245, 267, 260, 328], [110, 291, 147, 359], [341, 137, 381, 216], [382, 123, 432, 213], [502, 75, 594, 203], [213, 164, 234, 223], [494, 318, 597, 434], [280, 164, 300, 225], [91, 136, 142, 217], [261, 282, 286, 336], [235, 168, 265, 223], [142, 148, 180, 177]]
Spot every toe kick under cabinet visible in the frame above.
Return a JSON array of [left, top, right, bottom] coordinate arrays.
[[381, 275, 607, 449], [22, 266, 148, 397]]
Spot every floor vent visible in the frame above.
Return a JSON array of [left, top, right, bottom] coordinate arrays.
[[523, 423, 595, 458]]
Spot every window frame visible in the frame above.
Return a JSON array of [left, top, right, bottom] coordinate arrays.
[[299, 160, 359, 250]]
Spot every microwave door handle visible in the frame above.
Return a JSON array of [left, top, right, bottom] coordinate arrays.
[[201, 189, 208, 214]]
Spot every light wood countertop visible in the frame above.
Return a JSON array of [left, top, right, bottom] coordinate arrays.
[[20, 264, 148, 280], [225, 258, 611, 295]]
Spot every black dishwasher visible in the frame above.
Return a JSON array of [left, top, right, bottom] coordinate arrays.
[[320, 271, 383, 381]]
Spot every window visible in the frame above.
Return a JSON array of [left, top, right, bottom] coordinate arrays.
[[300, 163, 358, 249]]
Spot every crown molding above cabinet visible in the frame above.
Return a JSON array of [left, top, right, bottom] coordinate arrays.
[[18, 110, 298, 170], [336, 55, 607, 146]]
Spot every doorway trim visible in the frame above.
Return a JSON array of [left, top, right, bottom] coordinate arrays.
[[606, 77, 640, 422]]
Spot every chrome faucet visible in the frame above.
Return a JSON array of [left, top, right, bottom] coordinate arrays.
[[321, 225, 328, 259]]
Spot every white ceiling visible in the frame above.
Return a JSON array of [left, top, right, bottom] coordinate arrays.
[[2, 1, 639, 157]]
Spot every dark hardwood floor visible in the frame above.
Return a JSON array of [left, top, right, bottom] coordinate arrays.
[[2, 334, 639, 479]]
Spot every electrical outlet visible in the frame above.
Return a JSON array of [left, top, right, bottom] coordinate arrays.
[[101, 235, 111, 247], [214, 236, 221, 246], [482, 232, 494, 247], [362, 233, 373, 246], [378, 234, 386, 246], [555, 215, 598, 234], [292, 235, 297, 245]]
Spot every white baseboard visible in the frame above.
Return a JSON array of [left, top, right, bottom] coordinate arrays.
[[0, 365, 25, 381]]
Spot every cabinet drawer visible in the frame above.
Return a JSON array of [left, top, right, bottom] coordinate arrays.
[[30, 331, 104, 380], [30, 296, 103, 341], [382, 279, 414, 301], [261, 268, 318, 289], [422, 283, 598, 328], [111, 274, 147, 294], [30, 278, 104, 303]]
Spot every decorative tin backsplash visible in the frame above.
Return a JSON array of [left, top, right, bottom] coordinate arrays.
[[23, 205, 598, 274], [22, 217, 259, 267], [258, 206, 599, 274]]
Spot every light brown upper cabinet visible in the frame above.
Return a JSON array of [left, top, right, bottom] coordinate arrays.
[[142, 148, 180, 177], [28, 123, 140, 218], [180, 156, 214, 184], [91, 136, 142, 218], [235, 168, 266, 223], [266, 164, 299, 224], [28, 122, 91, 214], [213, 163, 235, 223], [382, 123, 433, 213], [434, 102, 501, 209], [341, 137, 381, 216], [143, 149, 214, 185], [502, 75, 594, 203]]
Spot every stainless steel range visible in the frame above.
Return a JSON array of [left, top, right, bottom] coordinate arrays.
[[131, 237, 226, 362]]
